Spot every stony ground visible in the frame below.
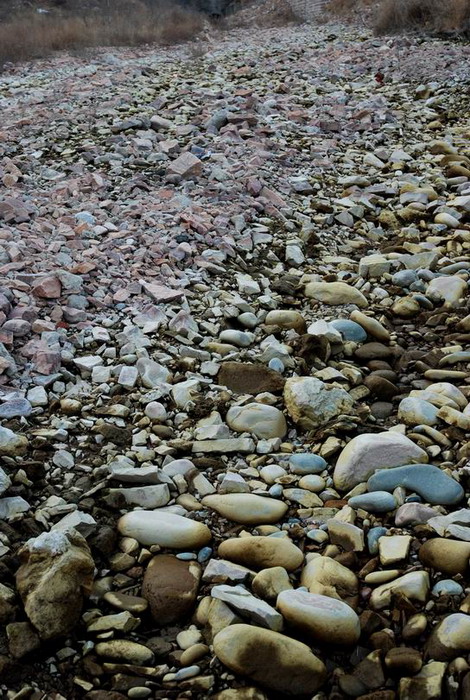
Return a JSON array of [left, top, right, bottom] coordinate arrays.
[[0, 18, 470, 700]]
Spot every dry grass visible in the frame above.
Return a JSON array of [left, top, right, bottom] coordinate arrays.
[[222, 0, 302, 29], [324, 0, 470, 34], [375, 0, 470, 34], [0, 0, 206, 65]]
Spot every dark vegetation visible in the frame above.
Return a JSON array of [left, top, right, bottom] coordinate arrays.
[[326, 0, 470, 36], [0, 0, 217, 65], [0, 0, 468, 67]]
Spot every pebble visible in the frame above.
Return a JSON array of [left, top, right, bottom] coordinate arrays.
[[419, 538, 470, 575], [378, 534, 412, 564], [277, 589, 361, 645], [211, 584, 283, 631], [226, 403, 287, 439], [284, 376, 354, 430], [95, 640, 154, 665], [213, 624, 326, 695], [142, 555, 201, 625], [301, 554, 358, 601], [202, 494, 287, 525], [218, 536, 303, 571], [330, 319, 367, 343], [349, 491, 397, 513], [398, 398, 440, 426], [304, 281, 368, 307], [289, 453, 327, 474], [426, 613, 470, 660], [367, 464, 464, 505], [333, 432, 427, 490], [432, 580, 463, 596], [118, 511, 211, 549], [370, 571, 430, 610]]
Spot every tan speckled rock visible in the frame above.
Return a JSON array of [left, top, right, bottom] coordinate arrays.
[[218, 536, 303, 572], [213, 624, 326, 695], [277, 589, 361, 645], [419, 538, 470, 575], [202, 494, 287, 525]]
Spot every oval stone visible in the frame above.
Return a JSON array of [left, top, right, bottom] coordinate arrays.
[[349, 491, 397, 513], [226, 403, 287, 439], [218, 536, 303, 572], [142, 555, 201, 625], [277, 589, 360, 645], [426, 613, 470, 660], [202, 494, 287, 525], [118, 511, 211, 549], [419, 538, 470, 575], [213, 624, 326, 695]]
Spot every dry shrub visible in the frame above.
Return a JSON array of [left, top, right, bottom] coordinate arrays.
[[0, 0, 205, 65], [224, 0, 302, 29], [374, 0, 470, 34]]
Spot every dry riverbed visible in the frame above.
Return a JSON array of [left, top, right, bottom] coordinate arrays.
[[0, 19, 470, 700]]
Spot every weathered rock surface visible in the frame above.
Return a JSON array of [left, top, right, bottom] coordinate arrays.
[[16, 531, 94, 639], [213, 624, 326, 695]]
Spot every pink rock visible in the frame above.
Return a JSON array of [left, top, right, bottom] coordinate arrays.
[[34, 350, 61, 375], [31, 320, 56, 333], [140, 280, 185, 303], [167, 152, 202, 179], [32, 277, 62, 299]]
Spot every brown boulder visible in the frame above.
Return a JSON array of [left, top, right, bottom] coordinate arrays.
[[142, 554, 201, 625], [217, 362, 285, 395]]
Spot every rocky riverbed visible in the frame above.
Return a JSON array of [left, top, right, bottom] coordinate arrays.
[[0, 17, 470, 700]]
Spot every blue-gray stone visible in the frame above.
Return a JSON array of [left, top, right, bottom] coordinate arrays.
[[368, 527, 387, 555], [268, 357, 285, 373], [368, 464, 464, 506], [75, 211, 95, 225], [349, 491, 397, 513], [330, 319, 367, 343], [392, 270, 417, 288], [198, 547, 212, 563], [432, 580, 464, 597], [289, 453, 327, 475], [269, 485, 283, 498], [441, 351, 470, 365], [413, 294, 434, 309], [409, 280, 426, 293], [176, 552, 197, 560], [398, 397, 440, 426], [0, 399, 32, 419]]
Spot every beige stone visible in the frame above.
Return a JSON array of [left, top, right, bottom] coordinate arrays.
[[378, 535, 412, 565], [202, 494, 287, 525], [370, 571, 430, 610], [213, 624, 326, 695], [252, 567, 293, 600], [300, 554, 358, 603], [277, 589, 360, 645], [304, 281, 367, 307], [219, 536, 303, 572], [16, 530, 94, 640], [118, 510, 211, 549], [419, 538, 470, 575]]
